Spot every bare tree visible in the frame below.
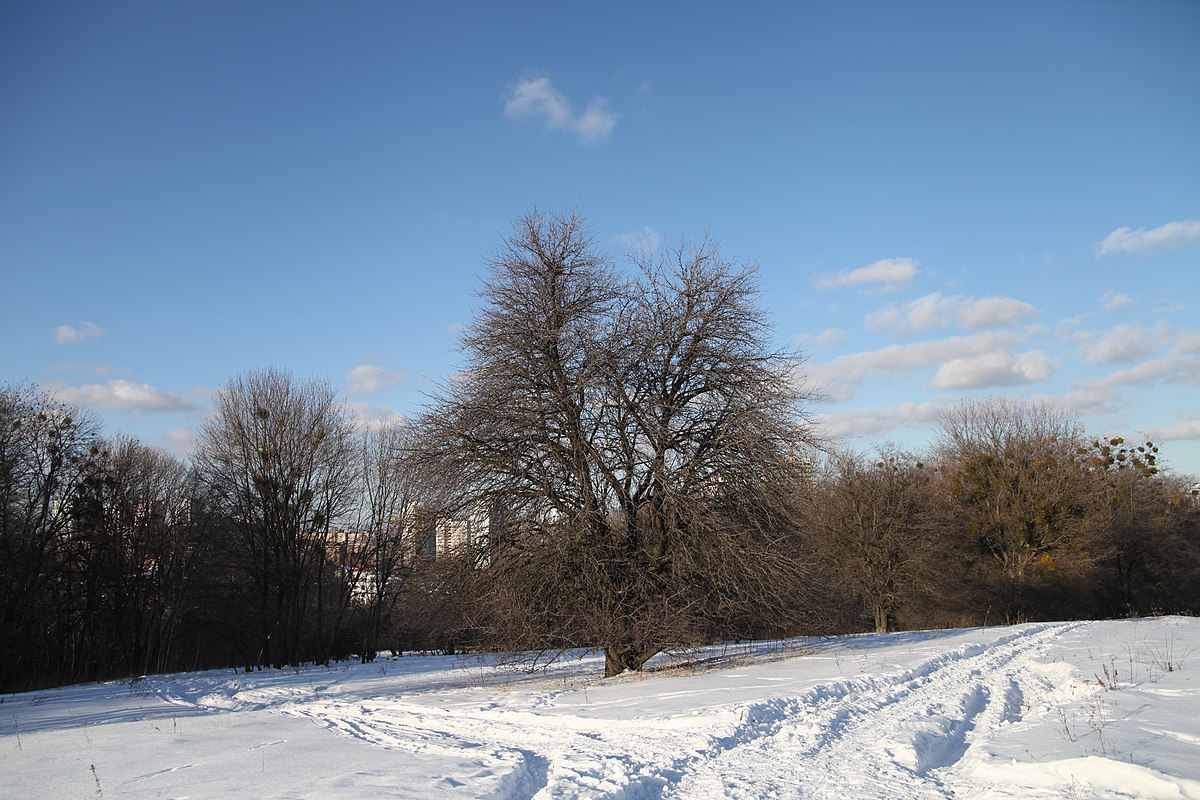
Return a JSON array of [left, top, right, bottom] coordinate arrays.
[[415, 209, 818, 676], [70, 436, 201, 678], [1079, 437, 1200, 614], [0, 385, 101, 690], [933, 397, 1089, 621], [350, 419, 424, 661], [806, 446, 935, 633], [195, 368, 358, 668]]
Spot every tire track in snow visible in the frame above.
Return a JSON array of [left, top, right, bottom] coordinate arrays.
[[285, 697, 699, 799], [280, 623, 1079, 799], [656, 622, 1083, 800]]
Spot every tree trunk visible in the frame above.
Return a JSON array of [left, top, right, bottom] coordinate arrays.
[[604, 643, 658, 678], [873, 604, 889, 634]]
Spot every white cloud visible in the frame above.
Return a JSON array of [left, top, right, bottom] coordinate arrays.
[[1033, 387, 1124, 417], [794, 328, 847, 350], [1175, 332, 1200, 355], [161, 427, 199, 455], [575, 98, 619, 144], [813, 258, 918, 292], [808, 331, 1027, 401], [52, 321, 104, 344], [1098, 218, 1200, 256], [617, 226, 663, 254], [345, 400, 406, 431], [1145, 418, 1200, 442], [1092, 354, 1200, 389], [1079, 323, 1161, 364], [816, 401, 946, 440], [867, 292, 1035, 335], [346, 365, 405, 393], [1100, 291, 1134, 311], [930, 350, 1054, 390], [504, 76, 618, 144], [49, 380, 197, 413]]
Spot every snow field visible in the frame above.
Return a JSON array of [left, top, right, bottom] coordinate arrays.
[[2, 617, 1197, 799]]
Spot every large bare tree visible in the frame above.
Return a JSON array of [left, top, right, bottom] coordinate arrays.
[[416, 209, 818, 675], [196, 368, 358, 668]]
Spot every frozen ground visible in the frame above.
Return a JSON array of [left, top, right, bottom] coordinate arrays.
[[3, 617, 1198, 799]]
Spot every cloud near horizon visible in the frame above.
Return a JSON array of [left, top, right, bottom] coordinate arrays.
[[1091, 354, 1200, 390], [345, 400, 406, 431], [49, 380, 196, 413], [161, 427, 198, 455], [930, 350, 1054, 390], [808, 331, 1044, 401], [816, 401, 947, 441], [1098, 218, 1200, 256], [52, 321, 104, 344], [1077, 322, 1164, 364], [617, 225, 663, 254], [346, 365, 405, 393], [814, 258, 918, 292], [1144, 418, 1200, 443], [867, 292, 1036, 335], [504, 76, 618, 144]]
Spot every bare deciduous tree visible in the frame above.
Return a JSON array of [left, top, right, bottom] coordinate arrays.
[[196, 368, 358, 668], [806, 446, 934, 633], [934, 397, 1089, 621], [0, 385, 99, 690], [415, 209, 818, 675], [351, 419, 425, 661], [71, 436, 201, 678]]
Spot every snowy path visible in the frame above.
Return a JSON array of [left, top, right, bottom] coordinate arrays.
[[277, 622, 1081, 799], [5, 618, 1199, 799], [661, 623, 1078, 799]]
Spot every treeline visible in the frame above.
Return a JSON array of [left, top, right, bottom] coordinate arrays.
[[0, 379, 475, 693], [804, 397, 1200, 635], [4, 211, 1198, 692]]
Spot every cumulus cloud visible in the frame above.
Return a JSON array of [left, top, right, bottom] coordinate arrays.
[[504, 76, 618, 144], [867, 293, 1036, 335], [346, 365, 405, 393], [617, 226, 663, 254], [1101, 291, 1134, 311], [816, 401, 946, 440], [1144, 418, 1200, 442], [1033, 387, 1124, 417], [1078, 323, 1161, 364], [930, 350, 1054, 390], [1098, 218, 1200, 256], [50, 380, 196, 413], [345, 400, 406, 431], [52, 321, 104, 344], [807, 331, 1031, 401], [1175, 332, 1200, 355], [813, 258, 918, 292], [1092, 354, 1200, 389]]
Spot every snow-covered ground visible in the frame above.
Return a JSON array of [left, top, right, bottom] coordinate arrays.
[[3, 617, 1198, 799]]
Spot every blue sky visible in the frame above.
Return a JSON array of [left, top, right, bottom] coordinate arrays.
[[3, 2, 1199, 475]]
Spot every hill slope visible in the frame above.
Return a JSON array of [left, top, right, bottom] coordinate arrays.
[[3, 617, 1198, 799]]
